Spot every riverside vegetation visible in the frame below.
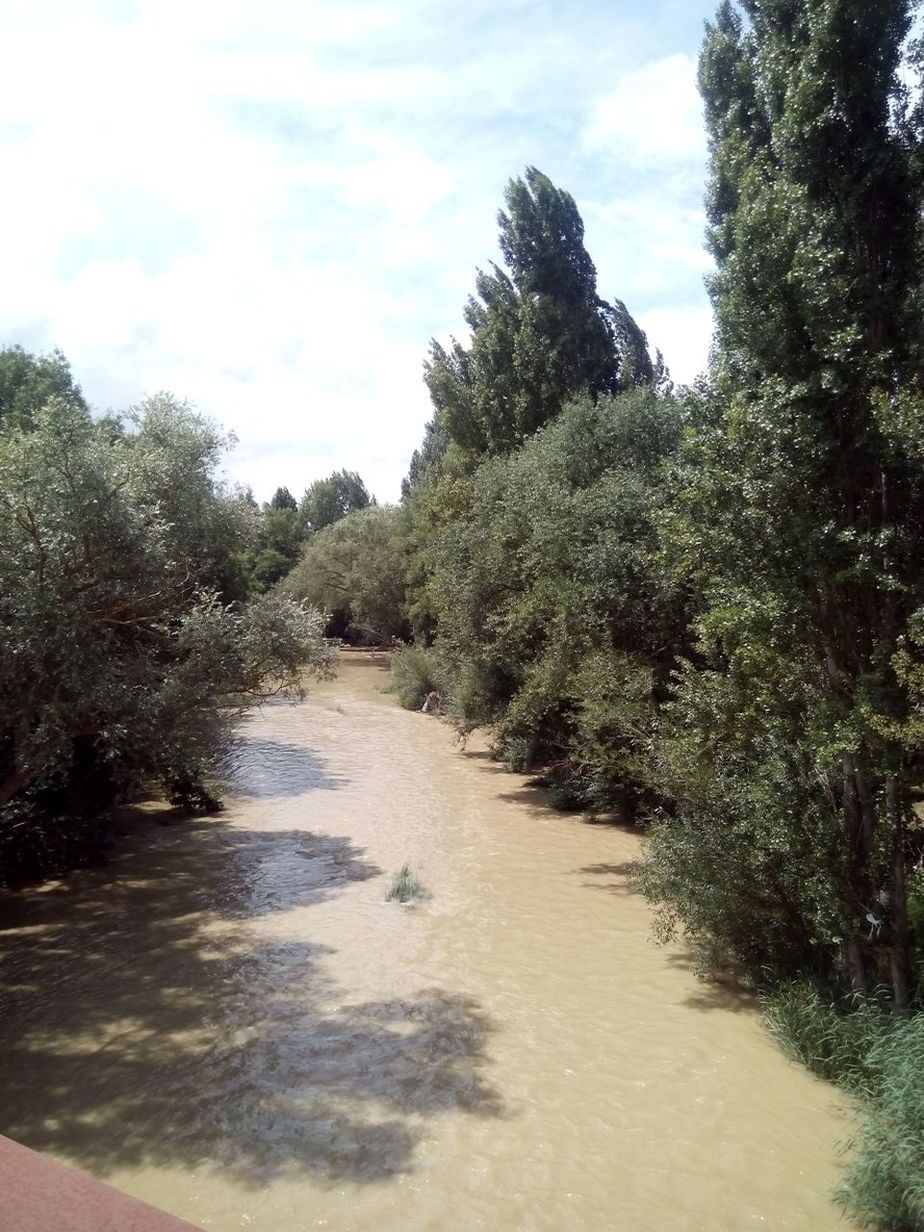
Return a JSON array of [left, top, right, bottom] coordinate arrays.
[[3, 2, 924, 1228], [293, 5, 924, 1225], [386, 863, 427, 905], [0, 351, 339, 883]]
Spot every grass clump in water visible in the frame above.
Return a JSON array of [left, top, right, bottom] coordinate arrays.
[[386, 863, 426, 904], [391, 644, 444, 712]]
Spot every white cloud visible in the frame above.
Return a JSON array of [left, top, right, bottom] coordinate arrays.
[[338, 141, 456, 224], [586, 196, 711, 290], [638, 302, 714, 386], [578, 52, 712, 384], [581, 53, 706, 168], [0, 1, 717, 500]]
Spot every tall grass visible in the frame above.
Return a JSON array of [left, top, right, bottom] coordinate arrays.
[[386, 863, 426, 904], [839, 1015, 924, 1230], [764, 981, 924, 1230], [763, 981, 893, 1096]]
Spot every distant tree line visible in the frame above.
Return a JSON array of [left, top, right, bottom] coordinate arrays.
[[244, 469, 373, 591]]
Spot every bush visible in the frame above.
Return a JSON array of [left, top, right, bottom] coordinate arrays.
[[0, 387, 335, 884], [391, 644, 444, 711], [423, 391, 687, 811]]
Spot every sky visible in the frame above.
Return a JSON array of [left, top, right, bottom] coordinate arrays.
[[0, 0, 717, 502]]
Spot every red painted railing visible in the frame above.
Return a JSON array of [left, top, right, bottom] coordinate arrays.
[[0, 1135, 203, 1231]]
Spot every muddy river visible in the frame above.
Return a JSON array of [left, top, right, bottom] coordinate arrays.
[[0, 655, 852, 1230]]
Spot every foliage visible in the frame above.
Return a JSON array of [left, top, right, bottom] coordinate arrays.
[[426, 389, 686, 811], [270, 486, 298, 511], [284, 504, 408, 643], [639, 652, 853, 981], [0, 392, 335, 884], [0, 345, 88, 431], [248, 505, 305, 591], [763, 982, 894, 1094], [386, 863, 426, 904], [300, 469, 372, 533], [839, 1015, 924, 1230], [640, 0, 924, 1005], [762, 983, 924, 1232], [390, 644, 444, 712], [401, 437, 476, 643], [422, 167, 657, 464]]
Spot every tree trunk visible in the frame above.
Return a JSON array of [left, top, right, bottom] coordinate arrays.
[[0, 767, 28, 810], [843, 754, 876, 993], [886, 773, 913, 1013]]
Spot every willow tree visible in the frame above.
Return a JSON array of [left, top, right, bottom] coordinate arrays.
[[0, 390, 335, 884], [644, 0, 924, 1006], [0, 345, 87, 431], [428, 389, 686, 812]]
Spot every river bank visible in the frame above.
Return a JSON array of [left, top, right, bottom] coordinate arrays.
[[0, 654, 852, 1230]]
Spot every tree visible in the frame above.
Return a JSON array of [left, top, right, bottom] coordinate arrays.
[[270, 486, 298, 511], [642, 0, 924, 1006], [0, 345, 88, 431], [422, 167, 657, 461], [250, 506, 305, 590], [300, 470, 372, 533], [428, 389, 687, 810], [284, 505, 408, 644], [0, 393, 335, 884]]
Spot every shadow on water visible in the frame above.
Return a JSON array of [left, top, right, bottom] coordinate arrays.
[[576, 861, 641, 899], [573, 874, 757, 1013], [0, 811, 504, 1186], [458, 751, 560, 820], [662, 952, 758, 1014], [210, 826, 384, 920], [220, 736, 348, 799], [460, 749, 635, 831]]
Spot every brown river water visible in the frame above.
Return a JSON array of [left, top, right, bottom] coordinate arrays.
[[0, 654, 852, 1231]]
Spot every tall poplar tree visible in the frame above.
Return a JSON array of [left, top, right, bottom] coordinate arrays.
[[424, 167, 657, 459], [645, 0, 924, 1007]]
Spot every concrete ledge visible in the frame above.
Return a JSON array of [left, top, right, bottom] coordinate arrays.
[[0, 1135, 203, 1231]]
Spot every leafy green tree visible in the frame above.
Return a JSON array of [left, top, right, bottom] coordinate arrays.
[[250, 506, 305, 590], [401, 438, 475, 644], [270, 486, 298, 511], [284, 505, 408, 644], [642, 0, 924, 1006], [428, 390, 686, 811], [0, 345, 88, 430], [423, 167, 658, 461], [0, 394, 334, 883], [300, 469, 372, 532]]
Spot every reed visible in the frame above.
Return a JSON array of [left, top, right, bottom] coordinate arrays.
[[763, 981, 893, 1096], [386, 863, 426, 904], [837, 1015, 924, 1230]]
